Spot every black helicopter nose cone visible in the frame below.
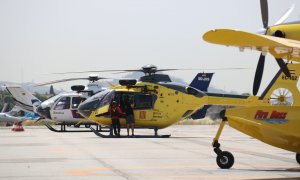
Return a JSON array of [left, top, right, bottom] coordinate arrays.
[[36, 106, 51, 119]]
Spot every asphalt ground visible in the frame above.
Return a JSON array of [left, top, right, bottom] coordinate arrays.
[[0, 125, 299, 180]]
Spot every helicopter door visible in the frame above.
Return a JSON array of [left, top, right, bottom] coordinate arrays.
[[71, 97, 86, 119], [133, 94, 154, 121], [51, 96, 72, 122]]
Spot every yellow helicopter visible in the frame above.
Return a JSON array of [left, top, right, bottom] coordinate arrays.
[[76, 63, 298, 138], [203, 0, 300, 169]]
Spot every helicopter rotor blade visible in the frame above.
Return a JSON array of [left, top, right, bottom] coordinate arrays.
[[156, 69, 182, 72], [113, 67, 251, 74], [52, 67, 251, 75], [35, 78, 93, 86], [253, 53, 265, 96], [183, 67, 251, 71], [51, 70, 121, 75]]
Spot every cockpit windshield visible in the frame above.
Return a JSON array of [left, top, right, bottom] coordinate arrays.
[[40, 94, 61, 109], [78, 89, 115, 112], [98, 90, 115, 108]]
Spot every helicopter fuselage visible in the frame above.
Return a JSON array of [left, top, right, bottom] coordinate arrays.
[[78, 79, 265, 129], [78, 82, 207, 129], [37, 92, 93, 124]]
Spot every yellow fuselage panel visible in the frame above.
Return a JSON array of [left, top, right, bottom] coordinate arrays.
[[226, 106, 300, 153], [207, 95, 263, 107]]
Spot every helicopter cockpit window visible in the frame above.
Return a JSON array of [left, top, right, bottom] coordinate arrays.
[[98, 90, 115, 108], [54, 97, 71, 110], [78, 90, 113, 112], [134, 94, 154, 109], [40, 94, 61, 109], [72, 97, 86, 109]]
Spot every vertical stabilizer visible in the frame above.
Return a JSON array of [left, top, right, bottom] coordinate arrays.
[[189, 73, 214, 92], [6, 86, 41, 113]]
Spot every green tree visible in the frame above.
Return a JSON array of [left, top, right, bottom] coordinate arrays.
[[34, 92, 49, 102], [50, 85, 55, 95], [0, 91, 15, 111]]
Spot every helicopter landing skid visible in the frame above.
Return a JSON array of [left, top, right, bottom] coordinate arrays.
[[44, 123, 110, 133], [90, 127, 171, 138]]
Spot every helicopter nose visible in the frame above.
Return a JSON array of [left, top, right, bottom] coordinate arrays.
[[36, 106, 51, 119], [78, 102, 93, 118]]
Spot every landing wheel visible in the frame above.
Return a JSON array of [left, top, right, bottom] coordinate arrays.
[[85, 124, 91, 128], [74, 124, 80, 128], [296, 153, 300, 165], [216, 151, 234, 169]]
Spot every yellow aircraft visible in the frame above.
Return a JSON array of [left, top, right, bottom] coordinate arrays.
[[203, 0, 299, 96], [211, 64, 300, 169], [202, 0, 300, 169]]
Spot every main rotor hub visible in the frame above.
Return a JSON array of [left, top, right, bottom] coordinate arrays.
[[141, 64, 158, 75], [88, 74, 99, 82]]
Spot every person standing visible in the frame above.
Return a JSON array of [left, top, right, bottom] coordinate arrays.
[[110, 101, 124, 137], [124, 99, 135, 137]]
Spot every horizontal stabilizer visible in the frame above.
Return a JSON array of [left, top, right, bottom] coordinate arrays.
[[191, 105, 212, 119]]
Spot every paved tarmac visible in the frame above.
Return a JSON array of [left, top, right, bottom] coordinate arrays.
[[0, 125, 299, 180]]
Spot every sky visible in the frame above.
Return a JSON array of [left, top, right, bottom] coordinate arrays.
[[0, 0, 299, 94]]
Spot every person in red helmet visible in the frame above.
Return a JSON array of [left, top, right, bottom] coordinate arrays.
[[110, 101, 124, 137]]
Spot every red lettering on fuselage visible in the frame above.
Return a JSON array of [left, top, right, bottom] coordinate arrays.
[[255, 110, 287, 120], [270, 111, 287, 119], [255, 110, 268, 119]]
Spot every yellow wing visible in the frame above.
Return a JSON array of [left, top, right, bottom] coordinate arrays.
[[203, 29, 300, 62]]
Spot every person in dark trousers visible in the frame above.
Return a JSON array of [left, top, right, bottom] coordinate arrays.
[[124, 99, 135, 137], [110, 101, 124, 137]]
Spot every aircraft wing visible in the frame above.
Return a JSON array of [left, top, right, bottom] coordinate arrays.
[[203, 29, 300, 62]]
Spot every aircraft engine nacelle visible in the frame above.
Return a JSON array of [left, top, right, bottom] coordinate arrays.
[[71, 85, 85, 92], [272, 30, 285, 38], [119, 79, 137, 86]]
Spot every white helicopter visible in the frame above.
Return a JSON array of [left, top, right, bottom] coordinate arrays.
[[6, 74, 111, 132]]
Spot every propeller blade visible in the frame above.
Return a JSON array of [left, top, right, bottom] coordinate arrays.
[[275, 58, 291, 77], [253, 53, 265, 95], [35, 78, 89, 86], [274, 4, 295, 25], [260, 0, 269, 28]]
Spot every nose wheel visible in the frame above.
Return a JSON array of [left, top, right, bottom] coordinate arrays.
[[216, 150, 234, 169], [213, 141, 235, 169], [296, 153, 300, 165], [212, 113, 235, 169]]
